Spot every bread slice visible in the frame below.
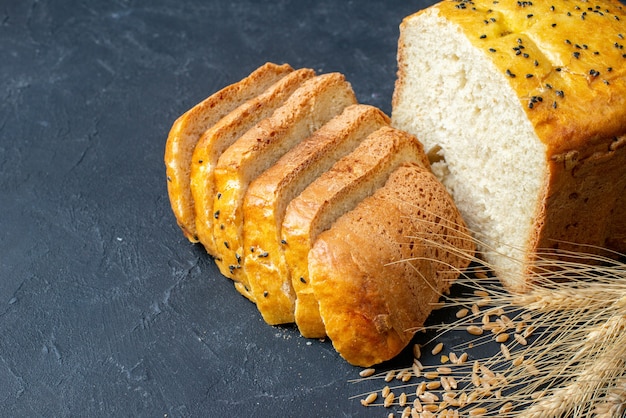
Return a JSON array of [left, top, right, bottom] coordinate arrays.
[[392, 1, 626, 290], [212, 73, 357, 298], [281, 126, 431, 337], [242, 104, 390, 325], [190, 68, 315, 256], [165, 62, 292, 242], [308, 163, 475, 367]]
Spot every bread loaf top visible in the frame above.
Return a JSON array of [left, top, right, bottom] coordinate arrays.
[[399, 0, 626, 153]]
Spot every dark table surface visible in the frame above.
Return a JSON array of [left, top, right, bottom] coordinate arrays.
[[1, 0, 447, 416]]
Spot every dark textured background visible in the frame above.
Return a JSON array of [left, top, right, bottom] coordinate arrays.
[[0, 0, 440, 416]]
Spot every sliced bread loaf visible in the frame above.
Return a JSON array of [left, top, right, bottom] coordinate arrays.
[[392, 0, 626, 290], [165, 62, 292, 242], [281, 126, 431, 337], [212, 73, 357, 297], [190, 68, 315, 256], [309, 163, 475, 366], [242, 104, 390, 325]]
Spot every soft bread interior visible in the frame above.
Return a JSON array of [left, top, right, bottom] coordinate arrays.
[[392, 8, 547, 288]]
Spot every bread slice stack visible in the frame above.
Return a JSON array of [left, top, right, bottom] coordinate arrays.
[[165, 63, 475, 366], [392, 0, 626, 291]]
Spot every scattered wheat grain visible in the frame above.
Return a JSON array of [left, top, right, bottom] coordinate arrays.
[[361, 392, 378, 406], [384, 392, 395, 408], [467, 325, 484, 336], [359, 368, 375, 378], [456, 308, 469, 319]]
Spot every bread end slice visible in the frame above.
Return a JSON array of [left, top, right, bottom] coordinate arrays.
[[309, 163, 475, 367]]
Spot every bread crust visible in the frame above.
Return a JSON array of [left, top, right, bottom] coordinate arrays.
[[190, 68, 315, 256], [282, 126, 431, 337], [212, 73, 357, 296], [309, 164, 475, 367], [165, 62, 292, 242], [242, 104, 390, 326]]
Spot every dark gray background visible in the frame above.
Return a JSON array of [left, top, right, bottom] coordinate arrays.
[[1, 0, 441, 416]]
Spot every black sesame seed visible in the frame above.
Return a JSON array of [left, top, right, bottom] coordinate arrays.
[[565, 39, 572, 45], [235, 253, 241, 263], [620, 34, 625, 39], [526, 74, 534, 78], [523, 53, 530, 58], [556, 90, 565, 97], [480, 34, 487, 39], [490, 17, 496, 22], [545, 83, 553, 89], [300, 277, 306, 284], [552, 23, 557, 27], [506, 69, 516, 78], [198, 159, 203, 164], [220, 224, 224, 230], [527, 14, 534, 18], [608, 67, 613, 72], [280, 239, 287, 245], [263, 291, 269, 297], [534, 59, 539, 66], [589, 69, 600, 77], [604, 80, 610, 85], [573, 51, 580, 59], [489, 48, 497, 53], [224, 241, 229, 249], [217, 192, 222, 199], [553, 101, 558, 109], [214, 210, 220, 219], [250, 246, 255, 252], [167, 176, 172, 182], [259, 252, 269, 258], [556, 67, 562, 72], [550, 5, 555, 11], [528, 102, 534, 109]]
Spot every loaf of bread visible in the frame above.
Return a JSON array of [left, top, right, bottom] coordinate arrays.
[[165, 62, 475, 366], [243, 104, 389, 326], [165, 63, 293, 243], [309, 163, 475, 367], [190, 68, 315, 256], [211, 73, 357, 296], [282, 126, 431, 337], [392, 0, 626, 291]]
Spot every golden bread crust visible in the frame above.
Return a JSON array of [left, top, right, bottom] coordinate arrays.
[[211, 73, 357, 295], [309, 164, 475, 367], [190, 68, 315, 255], [165, 62, 292, 242], [399, 0, 626, 153], [242, 104, 390, 326], [282, 126, 431, 337]]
